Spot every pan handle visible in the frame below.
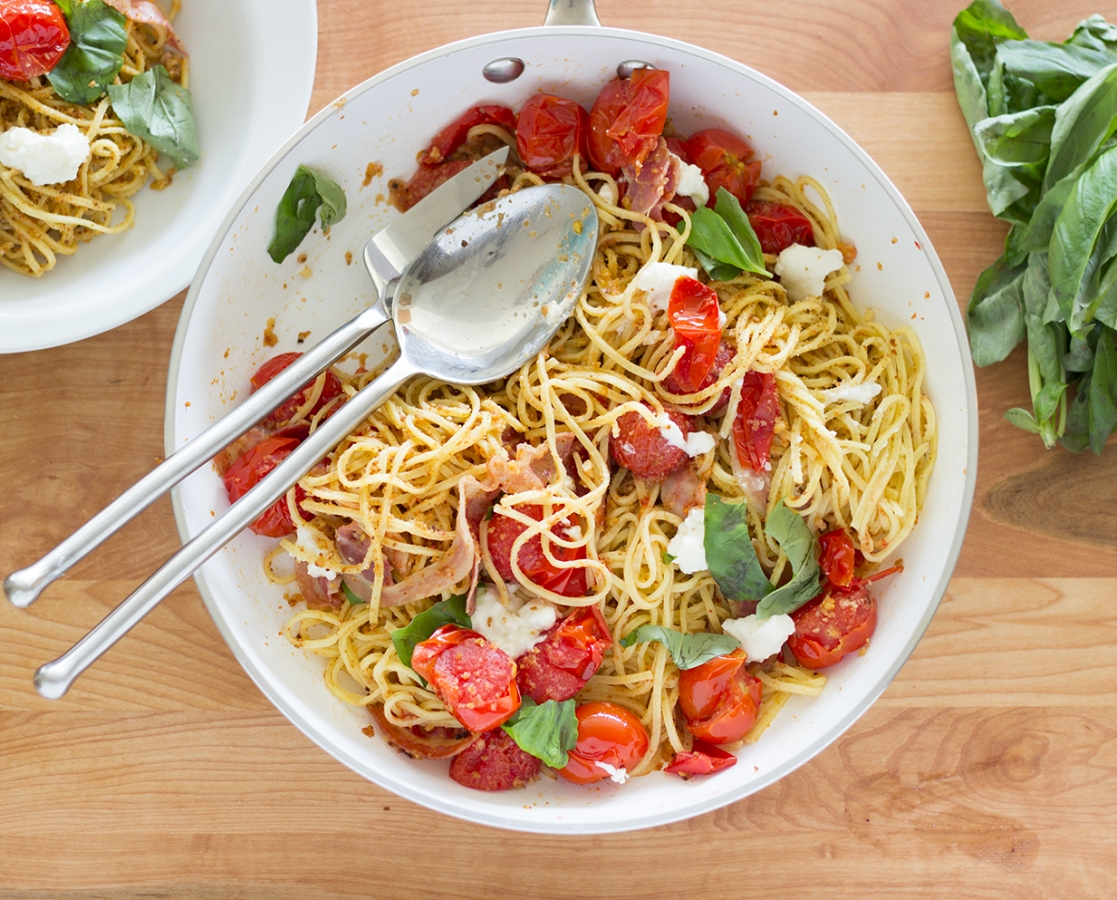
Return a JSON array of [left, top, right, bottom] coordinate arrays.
[[543, 0, 599, 27]]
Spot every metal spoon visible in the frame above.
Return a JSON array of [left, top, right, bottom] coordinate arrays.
[[32, 183, 599, 699]]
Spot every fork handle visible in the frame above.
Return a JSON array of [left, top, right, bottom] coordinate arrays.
[[5, 303, 390, 610], [33, 354, 420, 699]]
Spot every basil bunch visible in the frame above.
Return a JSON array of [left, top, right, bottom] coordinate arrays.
[[953, 0, 1117, 453]]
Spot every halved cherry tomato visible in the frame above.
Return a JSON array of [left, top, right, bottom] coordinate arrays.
[[369, 704, 477, 760], [420, 105, 516, 165], [818, 528, 856, 588], [249, 352, 344, 431], [516, 605, 613, 703], [0, 0, 70, 82], [515, 93, 589, 180], [744, 201, 816, 255], [587, 68, 669, 175], [678, 649, 763, 745], [682, 128, 761, 207], [788, 584, 877, 670], [485, 504, 588, 597], [221, 435, 309, 538], [411, 625, 521, 732], [662, 340, 735, 413], [610, 403, 693, 481], [667, 276, 723, 394], [664, 739, 738, 777], [732, 370, 780, 472], [557, 702, 650, 785]]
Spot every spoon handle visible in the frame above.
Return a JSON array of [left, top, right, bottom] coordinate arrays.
[[33, 354, 420, 699], [5, 304, 390, 610]]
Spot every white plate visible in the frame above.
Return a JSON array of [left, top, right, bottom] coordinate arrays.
[[166, 27, 978, 833], [0, 0, 317, 354]]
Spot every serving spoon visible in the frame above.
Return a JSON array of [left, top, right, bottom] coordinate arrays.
[[31, 182, 599, 699]]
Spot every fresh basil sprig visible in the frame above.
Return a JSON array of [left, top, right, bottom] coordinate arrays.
[[268, 166, 348, 263], [702, 495, 821, 619], [107, 65, 200, 170], [47, 0, 127, 105], [501, 698, 578, 768], [686, 187, 770, 280], [620, 625, 740, 670], [390, 594, 471, 670]]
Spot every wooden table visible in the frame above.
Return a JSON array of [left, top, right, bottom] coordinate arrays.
[[3, 0, 1116, 896]]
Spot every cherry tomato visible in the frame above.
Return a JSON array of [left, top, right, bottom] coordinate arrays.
[[587, 68, 669, 175], [516, 605, 613, 703], [557, 702, 650, 785], [818, 528, 856, 588], [662, 340, 735, 414], [369, 704, 477, 760], [449, 727, 541, 791], [682, 129, 761, 208], [221, 435, 309, 538], [0, 0, 69, 82], [515, 93, 590, 180], [788, 584, 877, 670], [678, 649, 763, 745], [745, 201, 816, 255], [394, 158, 472, 211], [420, 105, 516, 165], [667, 276, 723, 394], [250, 352, 344, 431], [486, 504, 588, 597], [664, 739, 738, 777], [610, 403, 692, 481], [732, 370, 780, 472], [411, 625, 521, 732]]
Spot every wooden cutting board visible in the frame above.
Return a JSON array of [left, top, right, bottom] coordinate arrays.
[[2, 0, 1115, 896]]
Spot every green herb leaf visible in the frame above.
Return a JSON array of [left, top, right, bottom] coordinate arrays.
[[390, 595, 471, 670], [755, 502, 823, 618], [620, 625, 740, 670], [47, 0, 127, 105], [702, 494, 772, 601], [713, 188, 769, 276], [501, 698, 578, 768], [997, 40, 1117, 102], [267, 165, 348, 263], [1004, 407, 1042, 433], [966, 253, 1027, 365], [1086, 325, 1117, 453], [340, 582, 361, 606], [106, 65, 199, 170], [661, 550, 677, 565]]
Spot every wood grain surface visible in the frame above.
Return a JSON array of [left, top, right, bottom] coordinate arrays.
[[2, 1, 1116, 897]]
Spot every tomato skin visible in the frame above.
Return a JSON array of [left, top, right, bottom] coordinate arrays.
[[557, 702, 650, 785], [744, 201, 816, 255], [449, 727, 541, 791], [411, 625, 521, 732], [515, 93, 589, 180], [732, 370, 780, 472], [221, 435, 309, 538], [610, 403, 692, 481], [420, 105, 516, 165], [587, 68, 670, 175], [667, 276, 724, 394], [664, 739, 738, 777], [818, 529, 856, 588], [678, 650, 763, 745], [369, 704, 477, 760], [663, 340, 735, 414], [788, 584, 877, 670], [682, 128, 761, 208], [250, 352, 344, 431], [485, 504, 588, 597], [0, 0, 70, 82], [516, 605, 613, 703]]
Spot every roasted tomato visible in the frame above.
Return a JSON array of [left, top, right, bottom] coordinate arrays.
[[678, 649, 763, 745], [610, 403, 693, 481], [818, 528, 856, 588], [516, 605, 613, 703], [420, 105, 516, 165], [587, 68, 670, 175], [667, 276, 724, 394], [732, 370, 780, 472], [0, 0, 70, 82], [745, 201, 816, 255], [515, 93, 590, 179], [664, 739, 738, 778], [394, 158, 471, 211], [682, 128, 761, 207], [788, 583, 877, 670], [221, 435, 309, 538], [485, 504, 588, 597], [449, 727, 541, 791], [369, 704, 477, 760], [411, 625, 521, 732], [557, 702, 650, 785], [250, 352, 344, 431], [662, 340, 735, 413]]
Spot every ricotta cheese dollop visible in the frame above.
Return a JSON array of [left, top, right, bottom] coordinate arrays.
[[722, 613, 797, 662], [669, 152, 710, 208], [631, 262, 698, 313], [820, 380, 882, 405], [656, 413, 716, 457], [471, 586, 557, 659], [773, 244, 845, 303], [0, 124, 90, 186], [666, 507, 707, 574], [595, 761, 630, 784]]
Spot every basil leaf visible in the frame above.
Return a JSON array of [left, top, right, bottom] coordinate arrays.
[[107, 66, 199, 170], [1086, 325, 1117, 453], [966, 253, 1027, 365], [340, 582, 361, 606], [1068, 15, 1117, 55], [691, 246, 740, 282], [620, 625, 740, 670], [501, 698, 578, 768], [1060, 371, 1093, 452], [1020, 251, 1066, 447], [686, 189, 769, 279], [713, 188, 769, 276], [390, 594, 471, 670], [688, 207, 752, 274], [997, 40, 1117, 102], [703, 494, 772, 601], [952, 0, 1029, 91], [47, 0, 127, 105], [267, 165, 348, 263], [1004, 407, 1042, 433], [1045, 61, 1117, 192], [755, 502, 822, 618]]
